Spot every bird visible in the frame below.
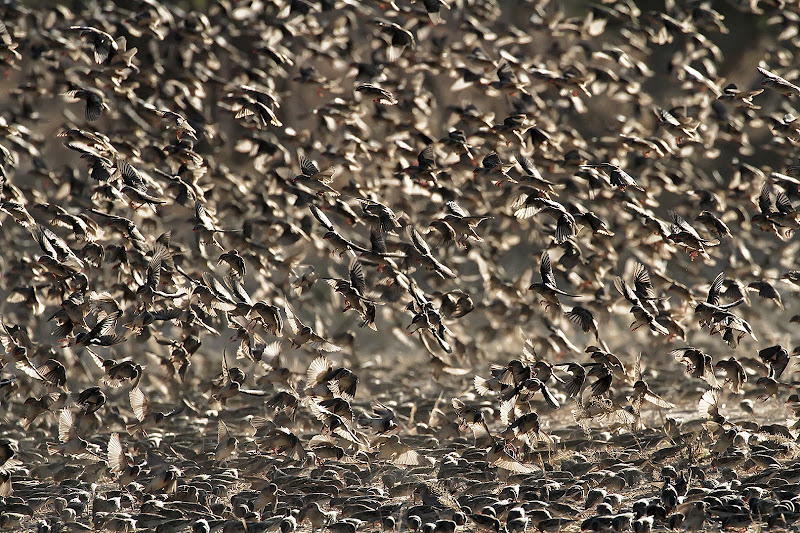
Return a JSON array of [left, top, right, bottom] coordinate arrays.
[[358, 402, 398, 433], [529, 251, 576, 311], [670, 347, 719, 388], [581, 163, 644, 191], [62, 87, 109, 122], [214, 419, 238, 462], [46, 409, 101, 459], [355, 83, 398, 105], [715, 357, 747, 394], [747, 280, 784, 309], [473, 152, 516, 181], [630, 380, 676, 411], [156, 109, 197, 140], [758, 66, 800, 97]]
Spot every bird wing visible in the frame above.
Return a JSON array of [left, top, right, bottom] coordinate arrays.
[[58, 408, 74, 443], [217, 419, 230, 445], [349, 258, 367, 295], [614, 277, 639, 305], [633, 263, 656, 299], [482, 152, 502, 169], [644, 390, 675, 409], [307, 355, 332, 385], [445, 200, 469, 218], [283, 301, 301, 335], [669, 211, 700, 238], [706, 272, 725, 305], [490, 451, 537, 474], [300, 156, 320, 177], [407, 225, 433, 256], [129, 387, 149, 421], [540, 251, 557, 287], [758, 182, 774, 215], [418, 145, 436, 167], [107, 432, 125, 473]]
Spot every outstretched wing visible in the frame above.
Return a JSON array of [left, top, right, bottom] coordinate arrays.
[[706, 272, 725, 306], [300, 156, 320, 177], [129, 387, 150, 421], [633, 264, 656, 300], [540, 251, 557, 288]]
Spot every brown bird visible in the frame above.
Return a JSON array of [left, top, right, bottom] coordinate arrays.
[[107, 432, 142, 485], [46, 409, 101, 459], [305, 355, 359, 400], [714, 357, 746, 394], [529, 251, 576, 311], [670, 347, 719, 388], [285, 303, 342, 352], [214, 420, 238, 462], [630, 380, 675, 411], [758, 66, 800, 97], [747, 280, 783, 309], [355, 83, 398, 105], [254, 419, 307, 462]]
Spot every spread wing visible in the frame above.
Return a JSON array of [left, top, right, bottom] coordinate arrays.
[[107, 433, 125, 473], [540, 251, 557, 287], [129, 387, 149, 421]]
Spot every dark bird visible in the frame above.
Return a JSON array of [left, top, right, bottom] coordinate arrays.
[[529, 251, 576, 311], [62, 87, 109, 122]]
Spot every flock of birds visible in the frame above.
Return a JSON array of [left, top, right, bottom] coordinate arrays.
[[2, 0, 800, 531]]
